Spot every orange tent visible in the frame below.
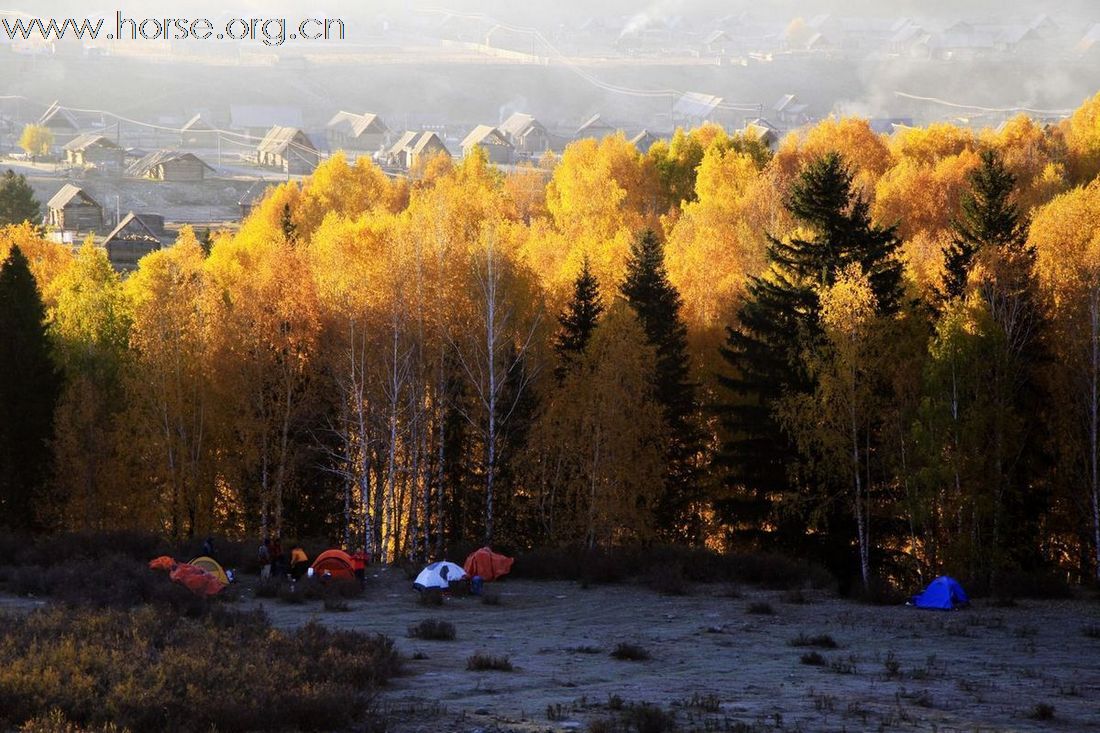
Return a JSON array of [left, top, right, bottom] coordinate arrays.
[[463, 547, 514, 582], [148, 556, 226, 597], [311, 549, 356, 580]]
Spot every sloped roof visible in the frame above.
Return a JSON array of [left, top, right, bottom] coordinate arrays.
[[63, 133, 119, 152], [181, 114, 214, 132], [576, 114, 614, 136], [675, 92, 723, 119], [703, 29, 729, 45], [47, 183, 99, 210], [38, 101, 79, 130], [462, 125, 512, 150], [103, 212, 162, 246], [500, 112, 542, 138], [411, 131, 449, 156], [257, 126, 317, 156], [628, 129, 660, 152], [126, 150, 215, 177], [327, 111, 388, 137], [386, 130, 419, 157]]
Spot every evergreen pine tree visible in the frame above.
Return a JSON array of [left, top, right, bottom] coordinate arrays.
[[0, 246, 61, 531], [621, 228, 702, 541], [280, 203, 297, 243], [717, 152, 902, 559], [941, 149, 1027, 302], [0, 169, 41, 226], [554, 256, 603, 380]]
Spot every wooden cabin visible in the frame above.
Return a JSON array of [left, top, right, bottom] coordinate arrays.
[[385, 131, 450, 170], [127, 150, 215, 181], [499, 113, 552, 157], [461, 125, 513, 165], [326, 111, 389, 153], [63, 134, 124, 170], [574, 114, 615, 140], [256, 126, 319, 175], [103, 212, 164, 272], [180, 114, 218, 148], [45, 184, 102, 232]]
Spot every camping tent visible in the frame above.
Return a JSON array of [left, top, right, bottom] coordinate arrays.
[[311, 549, 357, 581], [912, 576, 969, 610], [413, 561, 466, 591], [148, 555, 226, 597], [189, 555, 230, 585], [463, 546, 514, 582]]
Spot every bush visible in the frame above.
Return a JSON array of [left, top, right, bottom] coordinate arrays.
[[746, 602, 774, 615], [466, 653, 512, 671], [623, 704, 676, 733], [0, 606, 398, 732], [1028, 703, 1055, 721], [788, 633, 837, 649], [408, 619, 456, 641], [277, 582, 307, 604], [800, 651, 826, 666], [610, 643, 650, 661], [417, 588, 444, 606]]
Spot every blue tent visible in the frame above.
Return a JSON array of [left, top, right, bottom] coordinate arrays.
[[912, 576, 969, 610]]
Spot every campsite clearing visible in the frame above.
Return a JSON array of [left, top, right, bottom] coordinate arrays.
[[243, 570, 1100, 732]]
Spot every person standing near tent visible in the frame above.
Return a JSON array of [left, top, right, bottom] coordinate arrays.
[[351, 546, 369, 582], [290, 545, 309, 580], [258, 537, 272, 580]]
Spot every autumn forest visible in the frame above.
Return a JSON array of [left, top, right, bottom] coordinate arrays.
[[4, 93, 1100, 595]]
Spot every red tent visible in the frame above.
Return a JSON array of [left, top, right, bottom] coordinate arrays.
[[463, 547, 514, 582], [148, 555, 225, 597], [311, 549, 357, 580]]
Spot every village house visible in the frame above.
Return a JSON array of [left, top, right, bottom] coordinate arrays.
[[385, 131, 450, 170], [574, 114, 615, 141], [461, 125, 514, 165], [36, 101, 80, 147], [103, 212, 165, 272], [628, 130, 660, 154], [674, 92, 724, 127], [740, 119, 781, 150], [180, 114, 218, 148], [499, 113, 552, 157], [63, 134, 124, 170], [127, 150, 215, 182], [773, 94, 811, 127], [256, 127, 320, 175], [45, 184, 103, 232], [326, 111, 390, 154]]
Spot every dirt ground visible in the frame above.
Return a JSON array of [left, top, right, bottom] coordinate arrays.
[[234, 569, 1100, 733]]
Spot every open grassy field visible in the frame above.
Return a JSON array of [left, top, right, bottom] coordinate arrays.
[[236, 570, 1100, 732], [1, 553, 1098, 732]]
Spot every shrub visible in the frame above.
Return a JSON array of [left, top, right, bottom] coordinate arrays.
[[417, 588, 443, 607], [466, 653, 513, 671], [623, 704, 676, 733], [800, 651, 826, 666], [408, 619, 456, 641], [788, 633, 837, 649], [1083, 625, 1100, 639], [610, 643, 650, 661], [323, 596, 350, 612], [0, 606, 398, 732], [1028, 703, 1055, 721], [255, 578, 281, 598], [746, 602, 774, 615]]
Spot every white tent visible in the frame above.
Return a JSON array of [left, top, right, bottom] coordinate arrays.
[[413, 561, 467, 591]]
